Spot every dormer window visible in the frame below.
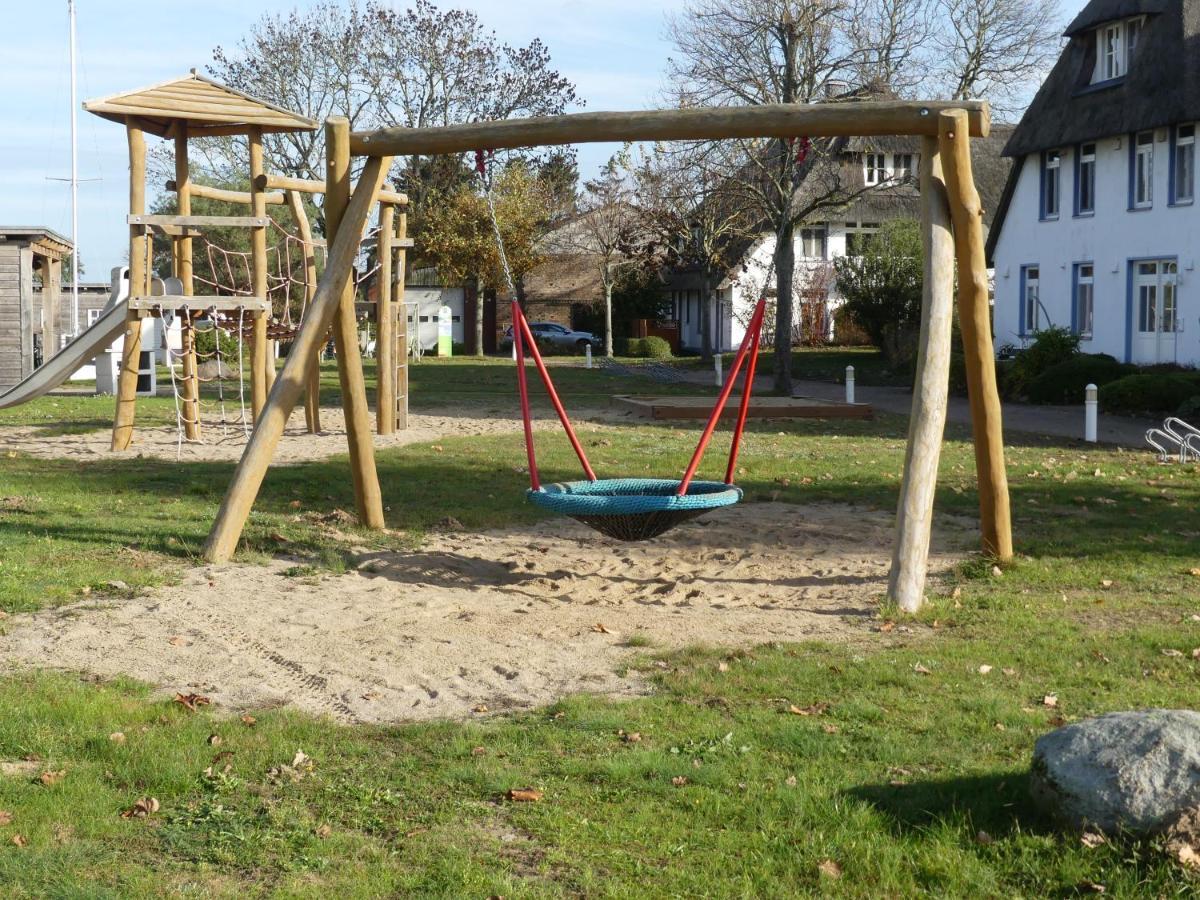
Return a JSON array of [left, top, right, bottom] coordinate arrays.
[[864, 153, 887, 185], [1092, 17, 1145, 84]]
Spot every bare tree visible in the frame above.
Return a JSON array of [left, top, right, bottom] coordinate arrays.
[[933, 0, 1064, 113]]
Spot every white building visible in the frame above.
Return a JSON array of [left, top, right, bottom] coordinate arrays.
[[667, 131, 1011, 353], [989, 0, 1200, 365]]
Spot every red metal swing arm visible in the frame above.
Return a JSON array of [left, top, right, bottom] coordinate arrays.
[[512, 301, 597, 490], [677, 297, 767, 496]]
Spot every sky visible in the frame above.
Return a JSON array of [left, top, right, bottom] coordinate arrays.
[[1, 0, 1085, 287]]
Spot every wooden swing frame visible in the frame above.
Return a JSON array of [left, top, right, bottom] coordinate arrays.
[[201, 100, 1013, 613]]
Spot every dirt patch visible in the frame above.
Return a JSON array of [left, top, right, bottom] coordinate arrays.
[[0, 503, 972, 723], [0, 404, 626, 463]]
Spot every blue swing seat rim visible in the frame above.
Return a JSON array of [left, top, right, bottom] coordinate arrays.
[[526, 477, 743, 517]]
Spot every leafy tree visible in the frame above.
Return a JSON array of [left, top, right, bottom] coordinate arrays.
[[833, 219, 922, 362]]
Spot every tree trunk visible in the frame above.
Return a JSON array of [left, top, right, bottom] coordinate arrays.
[[700, 273, 714, 362], [772, 222, 795, 394], [604, 280, 614, 358], [474, 275, 484, 357]]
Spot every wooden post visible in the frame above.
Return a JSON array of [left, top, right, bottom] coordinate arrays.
[[248, 127, 269, 420], [111, 119, 147, 451], [377, 201, 395, 434], [325, 116, 386, 530], [286, 189, 321, 433], [202, 155, 390, 563], [394, 207, 408, 430], [888, 137, 956, 613], [938, 110, 1013, 561], [175, 131, 201, 441]]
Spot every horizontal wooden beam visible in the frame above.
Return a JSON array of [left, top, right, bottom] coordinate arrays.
[[349, 101, 990, 157], [128, 295, 271, 312], [128, 214, 268, 228], [256, 173, 408, 206], [165, 180, 285, 206]]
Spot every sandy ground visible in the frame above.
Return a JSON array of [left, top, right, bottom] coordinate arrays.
[[0, 405, 627, 463], [0, 502, 971, 723]]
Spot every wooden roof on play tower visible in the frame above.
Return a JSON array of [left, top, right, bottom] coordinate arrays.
[[83, 72, 317, 138]]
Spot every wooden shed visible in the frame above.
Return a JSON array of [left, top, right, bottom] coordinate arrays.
[[0, 227, 72, 388]]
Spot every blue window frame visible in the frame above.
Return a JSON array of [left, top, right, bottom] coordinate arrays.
[[1040, 150, 1061, 219], [1170, 124, 1195, 205], [1074, 143, 1096, 216], [1019, 265, 1041, 336], [1071, 262, 1094, 337]]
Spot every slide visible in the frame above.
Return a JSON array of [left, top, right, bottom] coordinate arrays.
[[0, 299, 128, 410]]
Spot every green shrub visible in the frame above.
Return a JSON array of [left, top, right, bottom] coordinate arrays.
[[1025, 353, 1135, 405], [1175, 395, 1200, 421], [1098, 373, 1200, 415], [191, 322, 241, 360], [1004, 327, 1081, 399], [624, 336, 672, 359]]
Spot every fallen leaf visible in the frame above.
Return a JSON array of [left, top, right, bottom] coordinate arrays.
[[671, 776, 689, 787], [315, 824, 332, 839], [879, 620, 896, 633], [471, 746, 488, 756], [1002, 668, 1017, 677], [1076, 882, 1106, 894], [39, 770, 66, 786], [591, 623, 614, 634], [787, 702, 830, 716], [822, 723, 840, 734], [975, 830, 994, 845], [1162, 648, 1184, 657], [1081, 830, 1107, 848], [120, 797, 160, 819], [167, 636, 187, 647], [1043, 694, 1059, 707], [173, 693, 211, 712], [717, 661, 729, 672], [785, 775, 798, 786], [1190, 568, 1200, 577], [1100, 579, 1114, 588], [991, 565, 1003, 578], [207, 734, 223, 746], [10, 834, 26, 847], [978, 665, 994, 675], [109, 732, 126, 744], [472, 704, 489, 714], [0, 811, 11, 826], [506, 787, 543, 802], [620, 731, 642, 743], [817, 859, 842, 879], [1192, 649, 1200, 659], [913, 663, 932, 675], [240, 715, 256, 727]]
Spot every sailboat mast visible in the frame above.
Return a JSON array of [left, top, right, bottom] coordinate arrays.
[[68, 0, 79, 336]]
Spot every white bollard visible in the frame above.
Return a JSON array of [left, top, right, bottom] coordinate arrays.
[[585, 344, 592, 369], [846, 365, 855, 404], [1085, 383, 1098, 443], [714, 354, 723, 387]]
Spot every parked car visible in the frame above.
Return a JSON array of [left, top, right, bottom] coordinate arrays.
[[502, 321, 601, 353]]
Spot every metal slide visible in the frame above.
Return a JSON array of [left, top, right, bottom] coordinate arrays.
[[0, 299, 128, 410]]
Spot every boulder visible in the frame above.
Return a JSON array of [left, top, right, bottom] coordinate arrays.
[[1031, 709, 1200, 834]]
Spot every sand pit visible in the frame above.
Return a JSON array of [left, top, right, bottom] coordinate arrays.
[[0, 404, 621, 463], [0, 502, 972, 723]]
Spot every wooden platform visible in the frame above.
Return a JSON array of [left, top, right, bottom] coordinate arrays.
[[612, 394, 873, 420]]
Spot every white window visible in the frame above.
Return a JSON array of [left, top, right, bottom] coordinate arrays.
[[1075, 264, 1094, 336], [1134, 131, 1154, 208], [1126, 17, 1142, 68], [1023, 266, 1040, 334], [1174, 124, 1195, 204], [863, 153, 887, 185], [1101, 23, 1124, 81], [844, 222, 880, 256], [800, 227, 827, 259], [87, 308, 101, 327], [1042, 150, 1061, 218], [892, 153, 914, 180], [1077, 143, 1096, 214]]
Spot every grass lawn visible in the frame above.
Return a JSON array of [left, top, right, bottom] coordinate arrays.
[[1, 358, 1199, 895], [713, 347, 913, 388]]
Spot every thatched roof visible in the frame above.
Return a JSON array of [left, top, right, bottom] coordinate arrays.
[[1002, 0, 1195, 158]]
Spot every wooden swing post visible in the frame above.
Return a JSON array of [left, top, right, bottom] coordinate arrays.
[[248, 126, 271, 416], [325, 116, 386, 529], [889, 138, 956, 612], [111, 118, 147, 451], [285, 189, 322, 433], [174, 130, 201, 441], [377, 200, 395, 435], [202, 152, 390, 563], [938, 109, 1013, 561], [394, 207, 409, 431]]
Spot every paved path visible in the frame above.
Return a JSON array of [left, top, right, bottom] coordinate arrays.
[[674, 368, 1154, 447]]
